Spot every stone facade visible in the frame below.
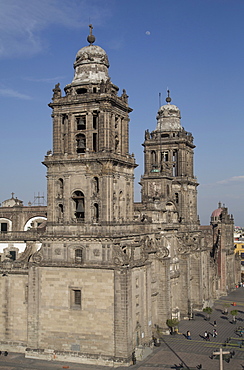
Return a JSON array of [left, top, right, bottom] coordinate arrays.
[[0, 26, 239, 367]]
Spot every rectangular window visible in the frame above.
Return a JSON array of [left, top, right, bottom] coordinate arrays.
[[70, 288, 82, 309], [93, 133, 97, 152], [9, 251, 16, 260], [74, 290, 81, 305], [1, 223, 7, 232], [93, 115, 97, 129], [241, 253, 244, 259]]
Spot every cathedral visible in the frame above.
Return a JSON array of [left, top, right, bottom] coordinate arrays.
[[0, 26, 239, 367]]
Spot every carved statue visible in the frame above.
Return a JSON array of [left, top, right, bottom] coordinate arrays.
[[52, 83, 61, 99]]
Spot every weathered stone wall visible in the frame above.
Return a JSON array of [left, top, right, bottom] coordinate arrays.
[[27, 266, 115, 355], [0, 273, 28, 345]]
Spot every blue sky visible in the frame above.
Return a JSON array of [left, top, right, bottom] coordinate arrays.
[[0, 0, 244, 226]]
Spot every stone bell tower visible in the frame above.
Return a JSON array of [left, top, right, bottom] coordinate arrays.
[[140, 91, 198, 226], [43, 25, 136, 228]]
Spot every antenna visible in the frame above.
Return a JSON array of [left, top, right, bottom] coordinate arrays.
[[159, 92, 161, 108], [31, 193, 46, 206]]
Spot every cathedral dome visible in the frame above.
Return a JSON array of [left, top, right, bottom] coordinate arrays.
[[211, 208, 223, 218], [158, 103, 181, 118], [1, 193, 23, 207], [74, 45, 109, 69], [211, 202, 224, 222], [155, 98, 182, 132], [72, 25, 110, 85]]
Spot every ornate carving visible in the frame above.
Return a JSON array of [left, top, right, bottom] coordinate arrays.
[[157, 246, 170, 259], [32, 250, 43, 264], [16, 244, 36, 263], [177, 233, 200, 254], [93, 249, 100, 256], [155, 237, 170, 259], [54, 248, 61, 255], [75, 51, 109, 68], [113, 244, 131, 266]]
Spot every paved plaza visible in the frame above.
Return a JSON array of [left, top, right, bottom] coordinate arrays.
[[0, 288, 243, 369]]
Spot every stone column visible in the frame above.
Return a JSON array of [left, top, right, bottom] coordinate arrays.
[[27, 266, 40, 348], [53, 114, 61, 154], [156, 257, 171, 329], [114, 268, 133, 361]]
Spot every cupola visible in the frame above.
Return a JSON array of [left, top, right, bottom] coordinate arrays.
[[72, 24, 110, 85], [155, 90, 182, 132]]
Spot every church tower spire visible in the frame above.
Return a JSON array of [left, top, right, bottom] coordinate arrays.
[[43, 26, 136, 227], [140, 92, 198, 226]]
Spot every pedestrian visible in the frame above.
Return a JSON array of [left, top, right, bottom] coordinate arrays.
[[206, 332, 210, 341], [213, 329, 217, 337], [213, 320, 217, 327], [204, 331, 208, 340], [186, 330, 191, 340], [132, 350, 136, 365]]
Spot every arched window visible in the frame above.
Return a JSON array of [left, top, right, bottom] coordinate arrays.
[[167, 184, 170, 196], [1, 222, 8, 232], [115, 135, 119, 151], [76, 134, 86, 153], [93, 177, 99, 193], [162, 151, 169, 162], [93, 114, 97, 129], [75, 248, 83, 263], [175, 193, 179, 204], [9, 250, 16, 260], [172, 150, 178, 176], [72, 191, 85, 220], [93, 133, 97, 152], [58, 204, 64, 219], [62, 114, 68, 126], [94, 203, 99, 222], [58, 178, 64, 197], [151, 151, 156, 164], [76, 116, 86, 130]]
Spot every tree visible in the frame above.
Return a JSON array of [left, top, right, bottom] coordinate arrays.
[[230, 309, 238, 323], [166, 318, 179, 334], [222, 303, 230, 314], [203, 307, 212, 321]]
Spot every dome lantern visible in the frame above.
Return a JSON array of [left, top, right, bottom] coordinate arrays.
[[71, 25, 110, 85], [155, 91, 182, 132]]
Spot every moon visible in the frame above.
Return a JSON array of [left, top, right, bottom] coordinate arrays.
[[146, 31, 150, 35]]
